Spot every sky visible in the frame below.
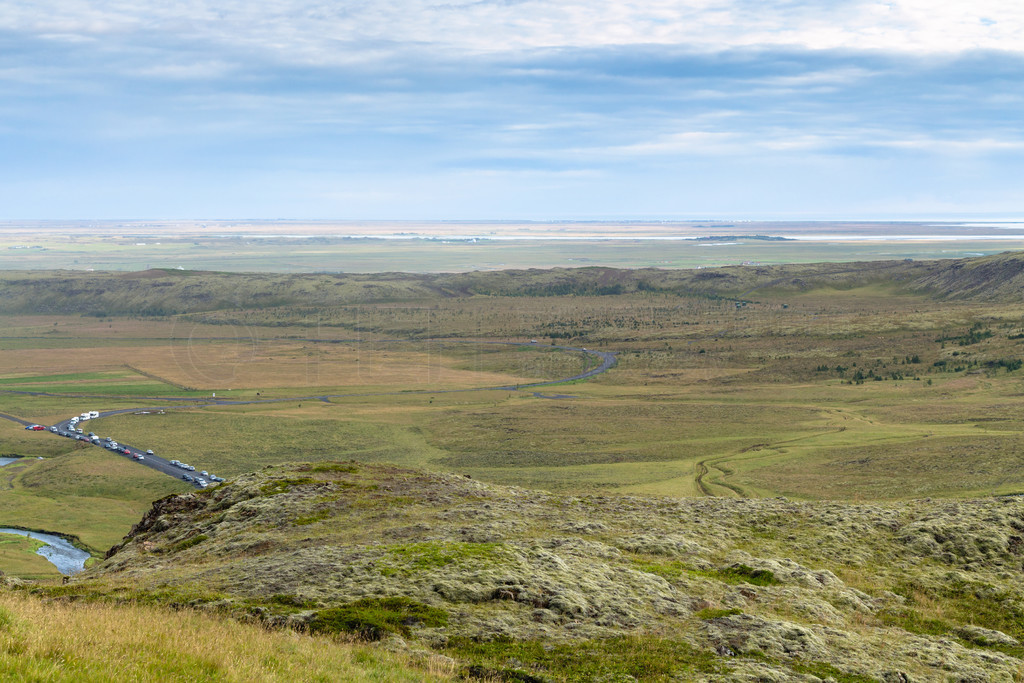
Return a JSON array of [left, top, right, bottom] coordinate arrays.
[[1, 1, 1022, 220]]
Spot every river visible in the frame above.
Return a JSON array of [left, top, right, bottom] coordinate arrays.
[[0, 528, 91, 575]]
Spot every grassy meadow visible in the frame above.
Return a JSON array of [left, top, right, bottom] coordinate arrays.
[[1, 260, 1024, 569], [0, 591, 455, 681]]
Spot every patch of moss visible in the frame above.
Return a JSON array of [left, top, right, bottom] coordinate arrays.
[[306, 463, 359, 474], [633, 559, 779, 587], [632, 560, 685, 579], [32, 584, 229, 608], [447, 636, 725, 681], [259, 477, 318, 496], [291, 509, 332, 526], [716, 564, 779, 586], [307, 597, 448, 641], [696, 607, 743, 620], [267, 594, 318, 609], [875, 608, 951, 637], [169, 534, 208, 553], [888, 578, 1024, 642], [790, 661, 881, 683], [386, 542, 501, 571]]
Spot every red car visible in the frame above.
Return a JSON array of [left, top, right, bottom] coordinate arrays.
[[26, 425, 45, 431]]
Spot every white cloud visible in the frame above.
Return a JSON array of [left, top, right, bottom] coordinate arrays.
[[3, 0, 1023, 66]]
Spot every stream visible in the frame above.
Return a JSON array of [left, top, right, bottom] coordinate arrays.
[[0, 528, 91, 575]]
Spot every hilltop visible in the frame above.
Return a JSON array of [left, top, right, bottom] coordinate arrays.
[[1, 251, 1023, 318], [46, 460, 1024, 681]]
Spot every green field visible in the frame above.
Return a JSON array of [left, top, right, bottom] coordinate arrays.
[[2, 256, 1024, 572], [3, 255, 1024, 681], [0, 534, 60, 580]]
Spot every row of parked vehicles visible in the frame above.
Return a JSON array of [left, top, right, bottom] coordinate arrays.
[[38, 412, 226, 489], [168, 460, 224, 488]]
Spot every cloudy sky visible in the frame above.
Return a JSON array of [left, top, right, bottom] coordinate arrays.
[[1, 1, 1022, 220]]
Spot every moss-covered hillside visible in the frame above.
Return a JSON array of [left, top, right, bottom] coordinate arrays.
[[52, 461, 1024, 681]]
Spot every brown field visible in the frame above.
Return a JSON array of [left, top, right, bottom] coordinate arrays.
[[0, 340, 562, 393]]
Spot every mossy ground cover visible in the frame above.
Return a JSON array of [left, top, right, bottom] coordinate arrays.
[[448, 635, 725, 681], [64, 460, 1024, 680]]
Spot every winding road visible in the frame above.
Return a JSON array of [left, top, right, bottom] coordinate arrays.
[[0, 340, 617, 487]]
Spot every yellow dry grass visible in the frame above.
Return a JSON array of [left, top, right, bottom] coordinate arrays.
[[0, 591, 456, 682], [0, 341, 542, 391], [146, 342, 540, 389]]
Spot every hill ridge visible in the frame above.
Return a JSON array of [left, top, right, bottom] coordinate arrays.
[[67, 460, 1024, 681]]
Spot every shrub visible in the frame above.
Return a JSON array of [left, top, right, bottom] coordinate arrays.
[[307, 598, 448, 640]]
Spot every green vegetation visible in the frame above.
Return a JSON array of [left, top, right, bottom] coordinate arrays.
[[448, 636, 724, 681], [44, 460, 1022, 680], [2, 254, 1024, 679], [385, 542, 502, 572], [169, 533, 208, 553], [308, 597, 449, 640], [634, 560, 779, 586], [0, 534, 61, 580], [695, 607, 744, 620], [0, 591, 455, 681], [0, 448, 189, 552]]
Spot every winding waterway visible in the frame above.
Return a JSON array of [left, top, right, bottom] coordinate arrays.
[[0, 528, 91, 574]]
